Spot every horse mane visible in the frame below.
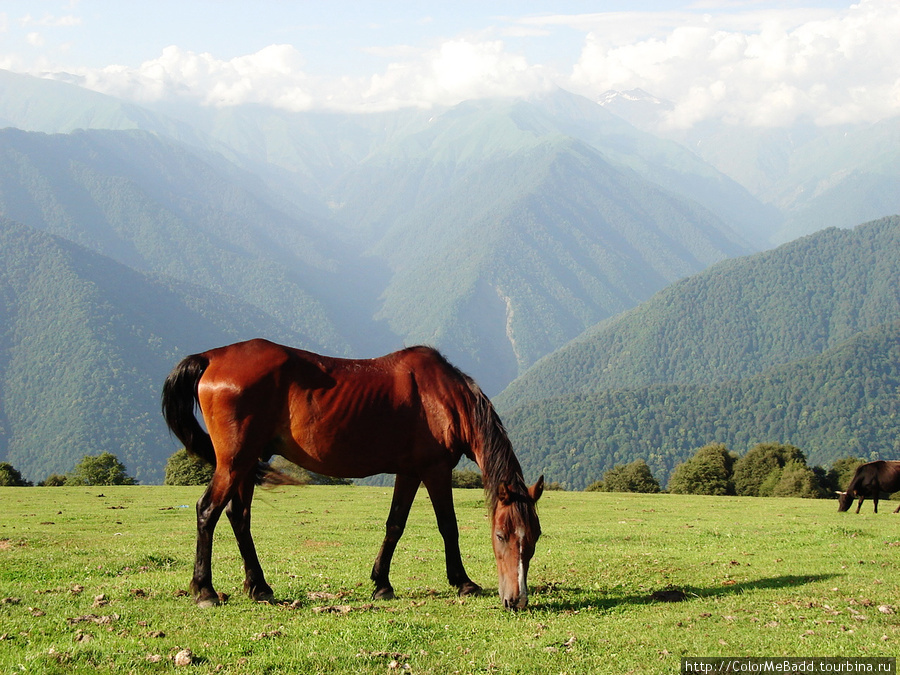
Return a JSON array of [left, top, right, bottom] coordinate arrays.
[[427, 350, 529, 515]]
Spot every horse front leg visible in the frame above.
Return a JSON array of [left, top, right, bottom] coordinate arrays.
[[371, 473, 419, 600], [422, 467, 481, 597], [225, 475, 273, 603]]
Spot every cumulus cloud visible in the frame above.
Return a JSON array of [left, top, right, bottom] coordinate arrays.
[[21, 0, 900, 128], [78, 44, 315, 110], [69, 37, 554, 113], [357, 38, 555, 111], [566, 0, 900, 127]]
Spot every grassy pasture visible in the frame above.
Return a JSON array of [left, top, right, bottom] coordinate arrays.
[[1, 485, 898, 674]]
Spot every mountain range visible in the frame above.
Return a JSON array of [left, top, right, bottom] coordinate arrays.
[[497, 216, 900, 408], [498, 216, 900, 488], [1, 68, 899, 483], [0, 71, 766, 393], [600, 88, 900, 245]]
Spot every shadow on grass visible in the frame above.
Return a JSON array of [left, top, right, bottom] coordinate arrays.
[[531, 574, 841, 613]]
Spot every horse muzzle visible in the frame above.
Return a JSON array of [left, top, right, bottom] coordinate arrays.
[[502, 593, 528, 611]]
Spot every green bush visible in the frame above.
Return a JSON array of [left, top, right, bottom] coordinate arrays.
[[0, 462, 32, 486], [451, 469, 484, 489], [67, 452, 137, 486], [733, 443, 805, 497], [667, 443, 738, 495], [770, 460, 827, 498], [164, 448, 214, 486], [591, 459, 660, 493]]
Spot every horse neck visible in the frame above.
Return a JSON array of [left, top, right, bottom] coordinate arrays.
[[468, 397, 527, 514]]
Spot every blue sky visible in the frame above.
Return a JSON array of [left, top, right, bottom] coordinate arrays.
[[1, 1, 897, 127]]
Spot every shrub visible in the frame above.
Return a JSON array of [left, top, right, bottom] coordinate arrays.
[[0, 462, 32, 486], [771, 460, 827, 498], [164, 449, 214, 486], [451, 469, 483, 489], [668, 443, 737, 495], [594, 459, 660, 493], [733, 443, 806, 497], [67, 452, 137, 486]]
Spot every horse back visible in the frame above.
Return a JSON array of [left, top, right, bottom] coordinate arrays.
[[196, 340, 476, 478], [848, 460, 900, 496]]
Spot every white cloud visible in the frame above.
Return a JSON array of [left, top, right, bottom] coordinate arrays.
[[567, 0, 900, 127], [69, 37, 554, 113], [376, 38, 553, 108], [17, 0, 900, 128], [77, 44, 315, 110], [20, 13, 81, 28]]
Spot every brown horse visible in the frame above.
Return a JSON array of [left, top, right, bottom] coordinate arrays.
[[161, 338, 543, 610]]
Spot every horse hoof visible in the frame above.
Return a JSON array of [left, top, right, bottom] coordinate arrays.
[[372, 587, 396, 601], [458, 582, 482, 597], [252, 590, 274, 603], [196, 595, 220, 609]]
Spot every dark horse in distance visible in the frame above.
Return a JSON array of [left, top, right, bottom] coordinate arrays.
[[837, 460, 900, 513], [162, 339, 543, 610]]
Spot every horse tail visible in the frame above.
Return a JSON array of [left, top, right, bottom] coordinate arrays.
[[161, 353, 216, 468]]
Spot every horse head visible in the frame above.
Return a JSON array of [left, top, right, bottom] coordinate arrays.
[[492, 476, 544, 610], [836, 489, 853, 512]]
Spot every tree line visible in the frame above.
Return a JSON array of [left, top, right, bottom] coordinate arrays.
[[0, 444, 866, 497], [0, 453, 136, 487], [504, 319, 900, 490], [585, 442, 864, 498]]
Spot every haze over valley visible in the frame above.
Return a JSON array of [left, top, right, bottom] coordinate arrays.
[[1, 1, 898, 485]]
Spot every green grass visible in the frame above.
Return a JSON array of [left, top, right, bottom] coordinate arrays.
[[1, 486, 898, 673]]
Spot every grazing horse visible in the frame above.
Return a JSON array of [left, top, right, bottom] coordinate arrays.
[[161, 339, 543, 610], [837, 460, 900, 513]]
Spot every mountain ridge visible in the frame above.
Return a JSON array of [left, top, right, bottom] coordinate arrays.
[[504, 318, 900, 490], [497, 216, 900, 409], [0, 216, 308, 483]]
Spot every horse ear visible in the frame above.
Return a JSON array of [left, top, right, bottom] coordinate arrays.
[[530, 475, 545, 503], [497, 483, 513, 505]]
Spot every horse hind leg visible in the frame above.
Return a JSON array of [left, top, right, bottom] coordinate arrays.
[[421, 467, 481, 597], [192, 469, 236, 608], [225, 474, 273, 603], [371, 473, 419, 600]]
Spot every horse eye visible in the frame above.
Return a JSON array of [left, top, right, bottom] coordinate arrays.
[[496, 532, 506, 542]]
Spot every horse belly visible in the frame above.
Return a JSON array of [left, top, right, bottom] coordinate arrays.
[[280, 398, 426, 479]]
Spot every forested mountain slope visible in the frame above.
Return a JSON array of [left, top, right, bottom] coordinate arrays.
[[768, 118, 900, 243], [0, 127, 373, 355], [504, 320, 900, 490], [0, 81, 766, 394], [354, 136, 751, 391], [0, 218, 302, 483], [498, 216, 900, 408], [325, 95, 756, 391]]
